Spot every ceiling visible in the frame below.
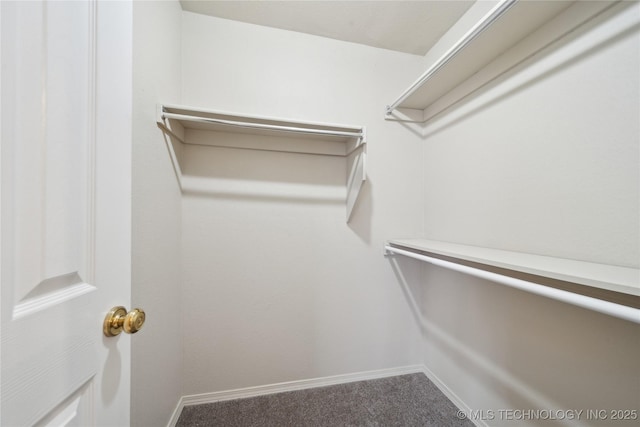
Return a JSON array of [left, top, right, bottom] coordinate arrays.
[[179, 1, 475, 56]]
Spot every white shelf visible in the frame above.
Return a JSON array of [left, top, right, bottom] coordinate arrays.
[[157, 104, 367, 222], [387, 239, 640, 298], [158, 104, 365, 156], [385, 0, 615, 122]]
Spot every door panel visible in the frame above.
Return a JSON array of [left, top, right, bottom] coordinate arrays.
[[34, 382, 93, 427], [9, 0, 93, 318], [1, 1, 132, 425]]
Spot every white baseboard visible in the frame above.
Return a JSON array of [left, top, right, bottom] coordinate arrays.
[[166, 365, 424, 427], [166, 364, 478, 427], [419, 365, 488, 427], [166, 398, 185, 427]]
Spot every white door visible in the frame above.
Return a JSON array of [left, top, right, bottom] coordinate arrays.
[[1, 1, 133, 426]]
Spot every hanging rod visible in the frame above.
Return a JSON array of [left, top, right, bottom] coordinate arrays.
[[384, 245, 640, 324], [162, 112, 363, 139], [385, 0, 518, 115]]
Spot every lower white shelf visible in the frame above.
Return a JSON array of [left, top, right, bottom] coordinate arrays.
[[385, 238, 640, 324]]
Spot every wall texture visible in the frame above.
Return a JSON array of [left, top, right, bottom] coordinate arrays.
[[131, 1, 183, 426], [179, 12, 427, 395], [412, 3, 640, 426]]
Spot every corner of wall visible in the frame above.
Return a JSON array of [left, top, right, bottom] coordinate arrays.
[[132, 1, 184, 426]]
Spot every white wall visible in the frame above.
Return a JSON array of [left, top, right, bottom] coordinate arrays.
[[132, 3, 638, 424], [179, 12, 427, 395], [412, 2, 640, 425], [131, 2, 183, 426]]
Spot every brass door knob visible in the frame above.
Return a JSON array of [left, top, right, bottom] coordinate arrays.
[[103, 306, 146, 337]]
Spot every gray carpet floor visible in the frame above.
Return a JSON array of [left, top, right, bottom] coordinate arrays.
[[176, 373, 474, 426]]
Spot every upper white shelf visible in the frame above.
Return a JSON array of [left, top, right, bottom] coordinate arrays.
[[158, 104, 365, 157], [386, 238, 640, 297], [156, 104, 367, 222], [385, 0, 614, 122]]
